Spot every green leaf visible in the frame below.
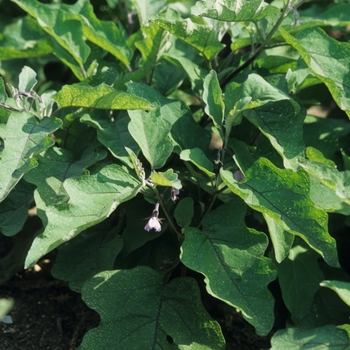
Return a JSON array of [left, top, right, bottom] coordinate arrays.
[[151, 169, 182, 189], [180, 148, 215, 177], [243, 100, 305, 170], [181, 198, 276, 336], [298, 158, 350, 215], [25, 164, 142, 268], [192, 0, 280, 22], [0, 112, 62, 202], [68, 0, 132, 67], [174, 197, 194, 229], [124, 23, 167, 82], [164, 38, 208, 93], [24, 147, 106, 222], [220, 158, 339, 268], [80, 112, 139, 168], [264, 213, 294, 263], [0, 17, 52, 60], [128, 110, 173, 170], [225, 73, 300, 115], [150, 8, 225, 61], [52, 222, 123, 292], [13, 0, 90, 67], [52, 83, 156, 110], [0, 180, 34, 236], [18, 66, 37, 93], [276, 242, 325, 324], [132, 0, 166, 25], [280, 26, 350, 118], [203, 70, 224, 130], [125, 83, 211, 154], [271, 325, 350, 350], [80, 266, 225, 349], [320, 280, 350, 307]]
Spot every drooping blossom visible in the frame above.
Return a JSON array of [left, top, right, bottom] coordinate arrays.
[[171, 188, 180, 202], [144, 214, 162, 232]]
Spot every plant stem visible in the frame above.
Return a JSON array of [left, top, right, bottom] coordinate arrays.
[[220, 0, 291, 87]]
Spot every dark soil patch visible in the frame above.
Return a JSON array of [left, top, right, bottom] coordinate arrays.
[[0, 259, 272, 349]]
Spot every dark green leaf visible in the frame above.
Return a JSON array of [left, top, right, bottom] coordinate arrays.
[[80, 266, 225, 349], [181, 198, 276, 336], [276, 241, 325, 323], [192, 0, 280, 22], [220, 158, 339, 267]]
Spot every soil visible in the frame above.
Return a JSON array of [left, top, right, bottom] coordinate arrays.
[[0, 258, 272, 350]]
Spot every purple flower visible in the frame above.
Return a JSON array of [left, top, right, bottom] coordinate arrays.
[[144, 214, 162, 232], [171, 188, 180, 202], [234, 169, 245, 182]]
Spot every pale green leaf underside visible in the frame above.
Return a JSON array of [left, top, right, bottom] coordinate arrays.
[[181, 198, 276, 336], [25, 164, 142, 268], [80, 266, 225, 349], [220, 158, 339, 267]]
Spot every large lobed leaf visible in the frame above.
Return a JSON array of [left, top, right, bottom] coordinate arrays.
[[280, 26, 350, 118], [80, 266, 225, 349], [24, 147, 106, 222], [220, 158, 339, 267], [0, 112, 62, 202], [25, 164, 142, 267], [181, 197, 276, 336]]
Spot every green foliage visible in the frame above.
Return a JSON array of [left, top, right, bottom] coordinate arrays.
[[1, 0, 350, 348]]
